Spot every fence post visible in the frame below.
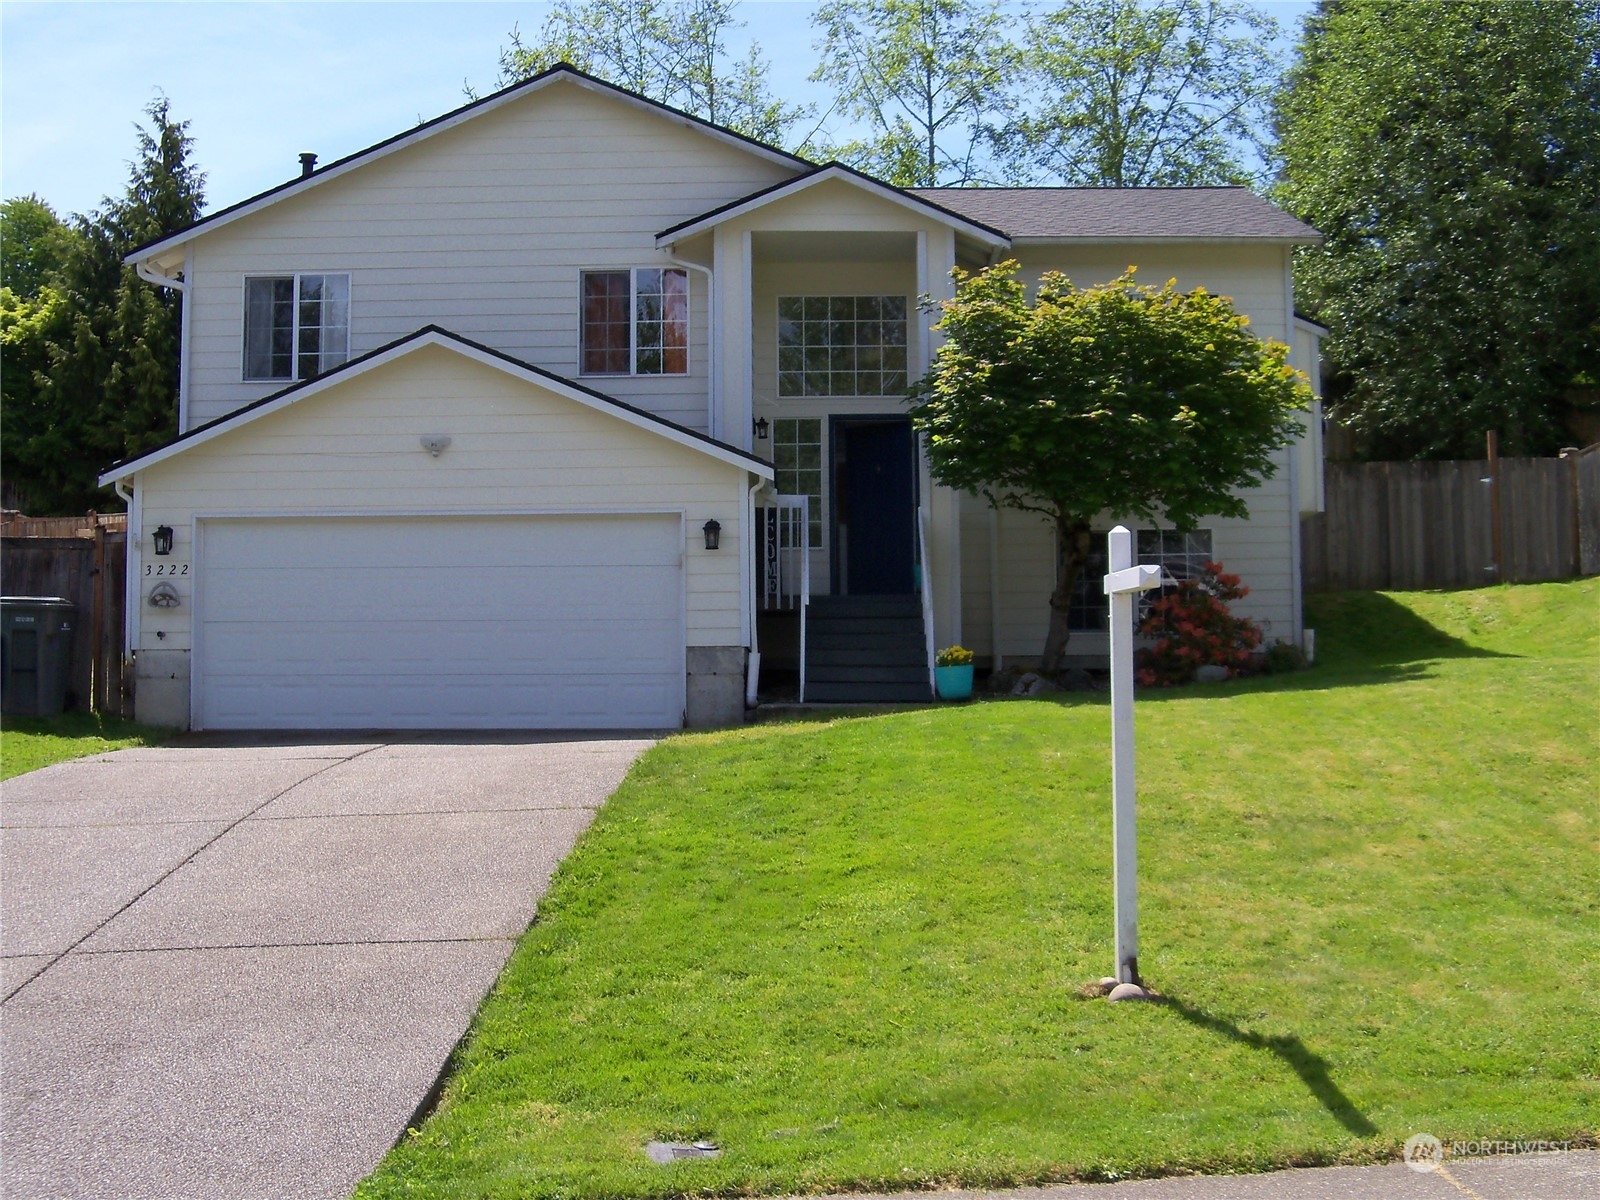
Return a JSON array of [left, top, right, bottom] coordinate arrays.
[[91, 513, 107, 713], [1561, 448, 1583, 578], [1487, 432, 1504, 582]]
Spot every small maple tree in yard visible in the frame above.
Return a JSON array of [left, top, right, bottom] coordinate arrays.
[[1136, 561, 1262, 687], [911, 263, 1310, 672]]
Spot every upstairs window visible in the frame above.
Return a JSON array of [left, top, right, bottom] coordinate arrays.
[[581, 268, 688, 376], [244, 273, 349, 381], [777, 295, 908, 397]]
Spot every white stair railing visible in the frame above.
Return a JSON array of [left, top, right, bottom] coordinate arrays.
[[757, 495, 811, 701], [916, 505, 936, 696]]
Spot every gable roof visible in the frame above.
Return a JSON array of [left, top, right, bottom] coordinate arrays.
[[656, 162, 1011, 248], [127, 63, 812, 266], [908, 187, 1320, 243], [98, 327, 773, 485]]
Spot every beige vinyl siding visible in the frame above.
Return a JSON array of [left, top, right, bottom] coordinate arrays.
[[182, 81, 797, 432], [1013, 243, 1291, 343], [134, 344, 747, 654], [961, 242, 1300, 665]]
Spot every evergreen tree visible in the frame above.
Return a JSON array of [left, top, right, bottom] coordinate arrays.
[[0, 96, 204, 513]]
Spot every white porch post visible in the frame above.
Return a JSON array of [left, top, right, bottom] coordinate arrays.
[[921, 228, 962, 646], [712, 226, 754, 448], [1104, 525, 1161, 987]]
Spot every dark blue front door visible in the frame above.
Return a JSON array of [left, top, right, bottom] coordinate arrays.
[[838, 419, 917, 594]]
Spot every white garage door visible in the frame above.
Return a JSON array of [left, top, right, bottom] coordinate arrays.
[[196, 515, 683, 729]]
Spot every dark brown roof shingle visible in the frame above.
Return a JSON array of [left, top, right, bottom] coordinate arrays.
[[908, 186, 1319, 241]]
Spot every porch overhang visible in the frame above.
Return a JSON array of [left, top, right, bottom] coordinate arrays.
[[655, 163, 1012, 252]]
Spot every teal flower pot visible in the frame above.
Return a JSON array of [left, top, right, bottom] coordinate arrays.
[[935, 664, 974, 700]]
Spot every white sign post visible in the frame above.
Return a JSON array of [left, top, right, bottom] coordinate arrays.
[[1103, 525, 1162, 988]]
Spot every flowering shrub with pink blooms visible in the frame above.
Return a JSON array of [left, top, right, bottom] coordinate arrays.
[[1135, 561, 1263, 687]]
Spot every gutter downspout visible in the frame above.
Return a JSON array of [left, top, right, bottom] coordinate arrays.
[[115, 477, 139, 681], [136, 258, 191, 432], [665, 256, 716, 440], [744, 476, 763, 706], [988, 506, 1002, 672], [1283, 248, 1305, 647]]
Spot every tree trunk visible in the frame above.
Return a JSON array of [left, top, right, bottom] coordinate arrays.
[[1041, 514, 1094, 674]]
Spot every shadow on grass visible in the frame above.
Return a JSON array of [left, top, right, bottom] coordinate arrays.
[[1160, 995, 1379, 1137], [752, 591, 1525, 720], [1304, 591, 1514, 668]]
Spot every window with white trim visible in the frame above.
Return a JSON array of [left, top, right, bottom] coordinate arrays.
[[1066, 529, 1214, 632], [777, 295, 908, 397], [243, 273, 350, 381], [773, 418, 824, 547], [581, 268, 688, 375]]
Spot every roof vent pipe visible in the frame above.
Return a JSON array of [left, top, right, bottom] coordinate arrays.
[[298, 152, 317, 178]]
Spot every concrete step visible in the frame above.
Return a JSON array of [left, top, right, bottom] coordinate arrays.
[[809, 594, 921, 618], [807, 616, 925, 637], [805, 679, 934, 703], [808, 664, 929, 685], [807, 644, 925, 667]]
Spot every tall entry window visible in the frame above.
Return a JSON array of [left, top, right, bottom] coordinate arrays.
[[581, 268, 689, 375], [244, 273, 350, 381], [777, 296, 908, 397], [773, 418, 823, 547]]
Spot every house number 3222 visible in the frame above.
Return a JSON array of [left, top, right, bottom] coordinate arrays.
[[145, 563, 189, 576]]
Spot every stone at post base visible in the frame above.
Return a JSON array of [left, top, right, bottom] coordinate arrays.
[[1107, 982, 1153, 1002]]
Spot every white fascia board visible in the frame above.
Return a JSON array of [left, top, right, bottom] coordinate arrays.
[[657, 166, 1011, 250], [126, 71, 804, 268], [1295, 314, 1331, 336], [99, 330, 773, 485]]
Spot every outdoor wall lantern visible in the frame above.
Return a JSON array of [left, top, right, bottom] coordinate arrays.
[[152, 525, 174, 556], [753, 417, 770, 441], [702, 519, 722, 551]]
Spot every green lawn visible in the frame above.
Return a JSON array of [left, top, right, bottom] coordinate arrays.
[[359, 580, 1599, 1199], [0, 711, 166, 781]]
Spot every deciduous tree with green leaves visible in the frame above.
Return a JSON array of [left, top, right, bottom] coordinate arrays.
[[1008, 0, 1284, 186], [810, 0, 1014, 186], [911, 263, 1308, 670], [1275, 0, 1600, 459], [497, 0, 812, 148]]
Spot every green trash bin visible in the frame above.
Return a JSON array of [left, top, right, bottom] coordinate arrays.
[[1, 597, 78, 717]]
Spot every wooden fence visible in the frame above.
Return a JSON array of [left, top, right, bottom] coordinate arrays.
[[1, 524, 127, 713], [1302, 447, 1599, 592], [1, 509, 127, 538]]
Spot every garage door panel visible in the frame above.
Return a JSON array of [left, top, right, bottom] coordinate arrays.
[[203, 622, 682, 677], [205, 675, 677, 728], [202, 566, 675, 625], [197, 516, 684, 729]]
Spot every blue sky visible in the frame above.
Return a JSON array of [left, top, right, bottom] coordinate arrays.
[[2, 1, 1311, 221]]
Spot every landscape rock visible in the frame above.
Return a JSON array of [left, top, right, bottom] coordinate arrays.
[[1059, 668, 1096, 691], [1194, 665, 1229, 684], [1107, 983, 1153, 1002], [1012, 672, 1061, 696]]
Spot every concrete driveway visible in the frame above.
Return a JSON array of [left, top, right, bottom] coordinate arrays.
[[0, 732, 655, 1200]]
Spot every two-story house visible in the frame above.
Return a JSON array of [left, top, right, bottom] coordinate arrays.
[[100, 64, 1323, 732]]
